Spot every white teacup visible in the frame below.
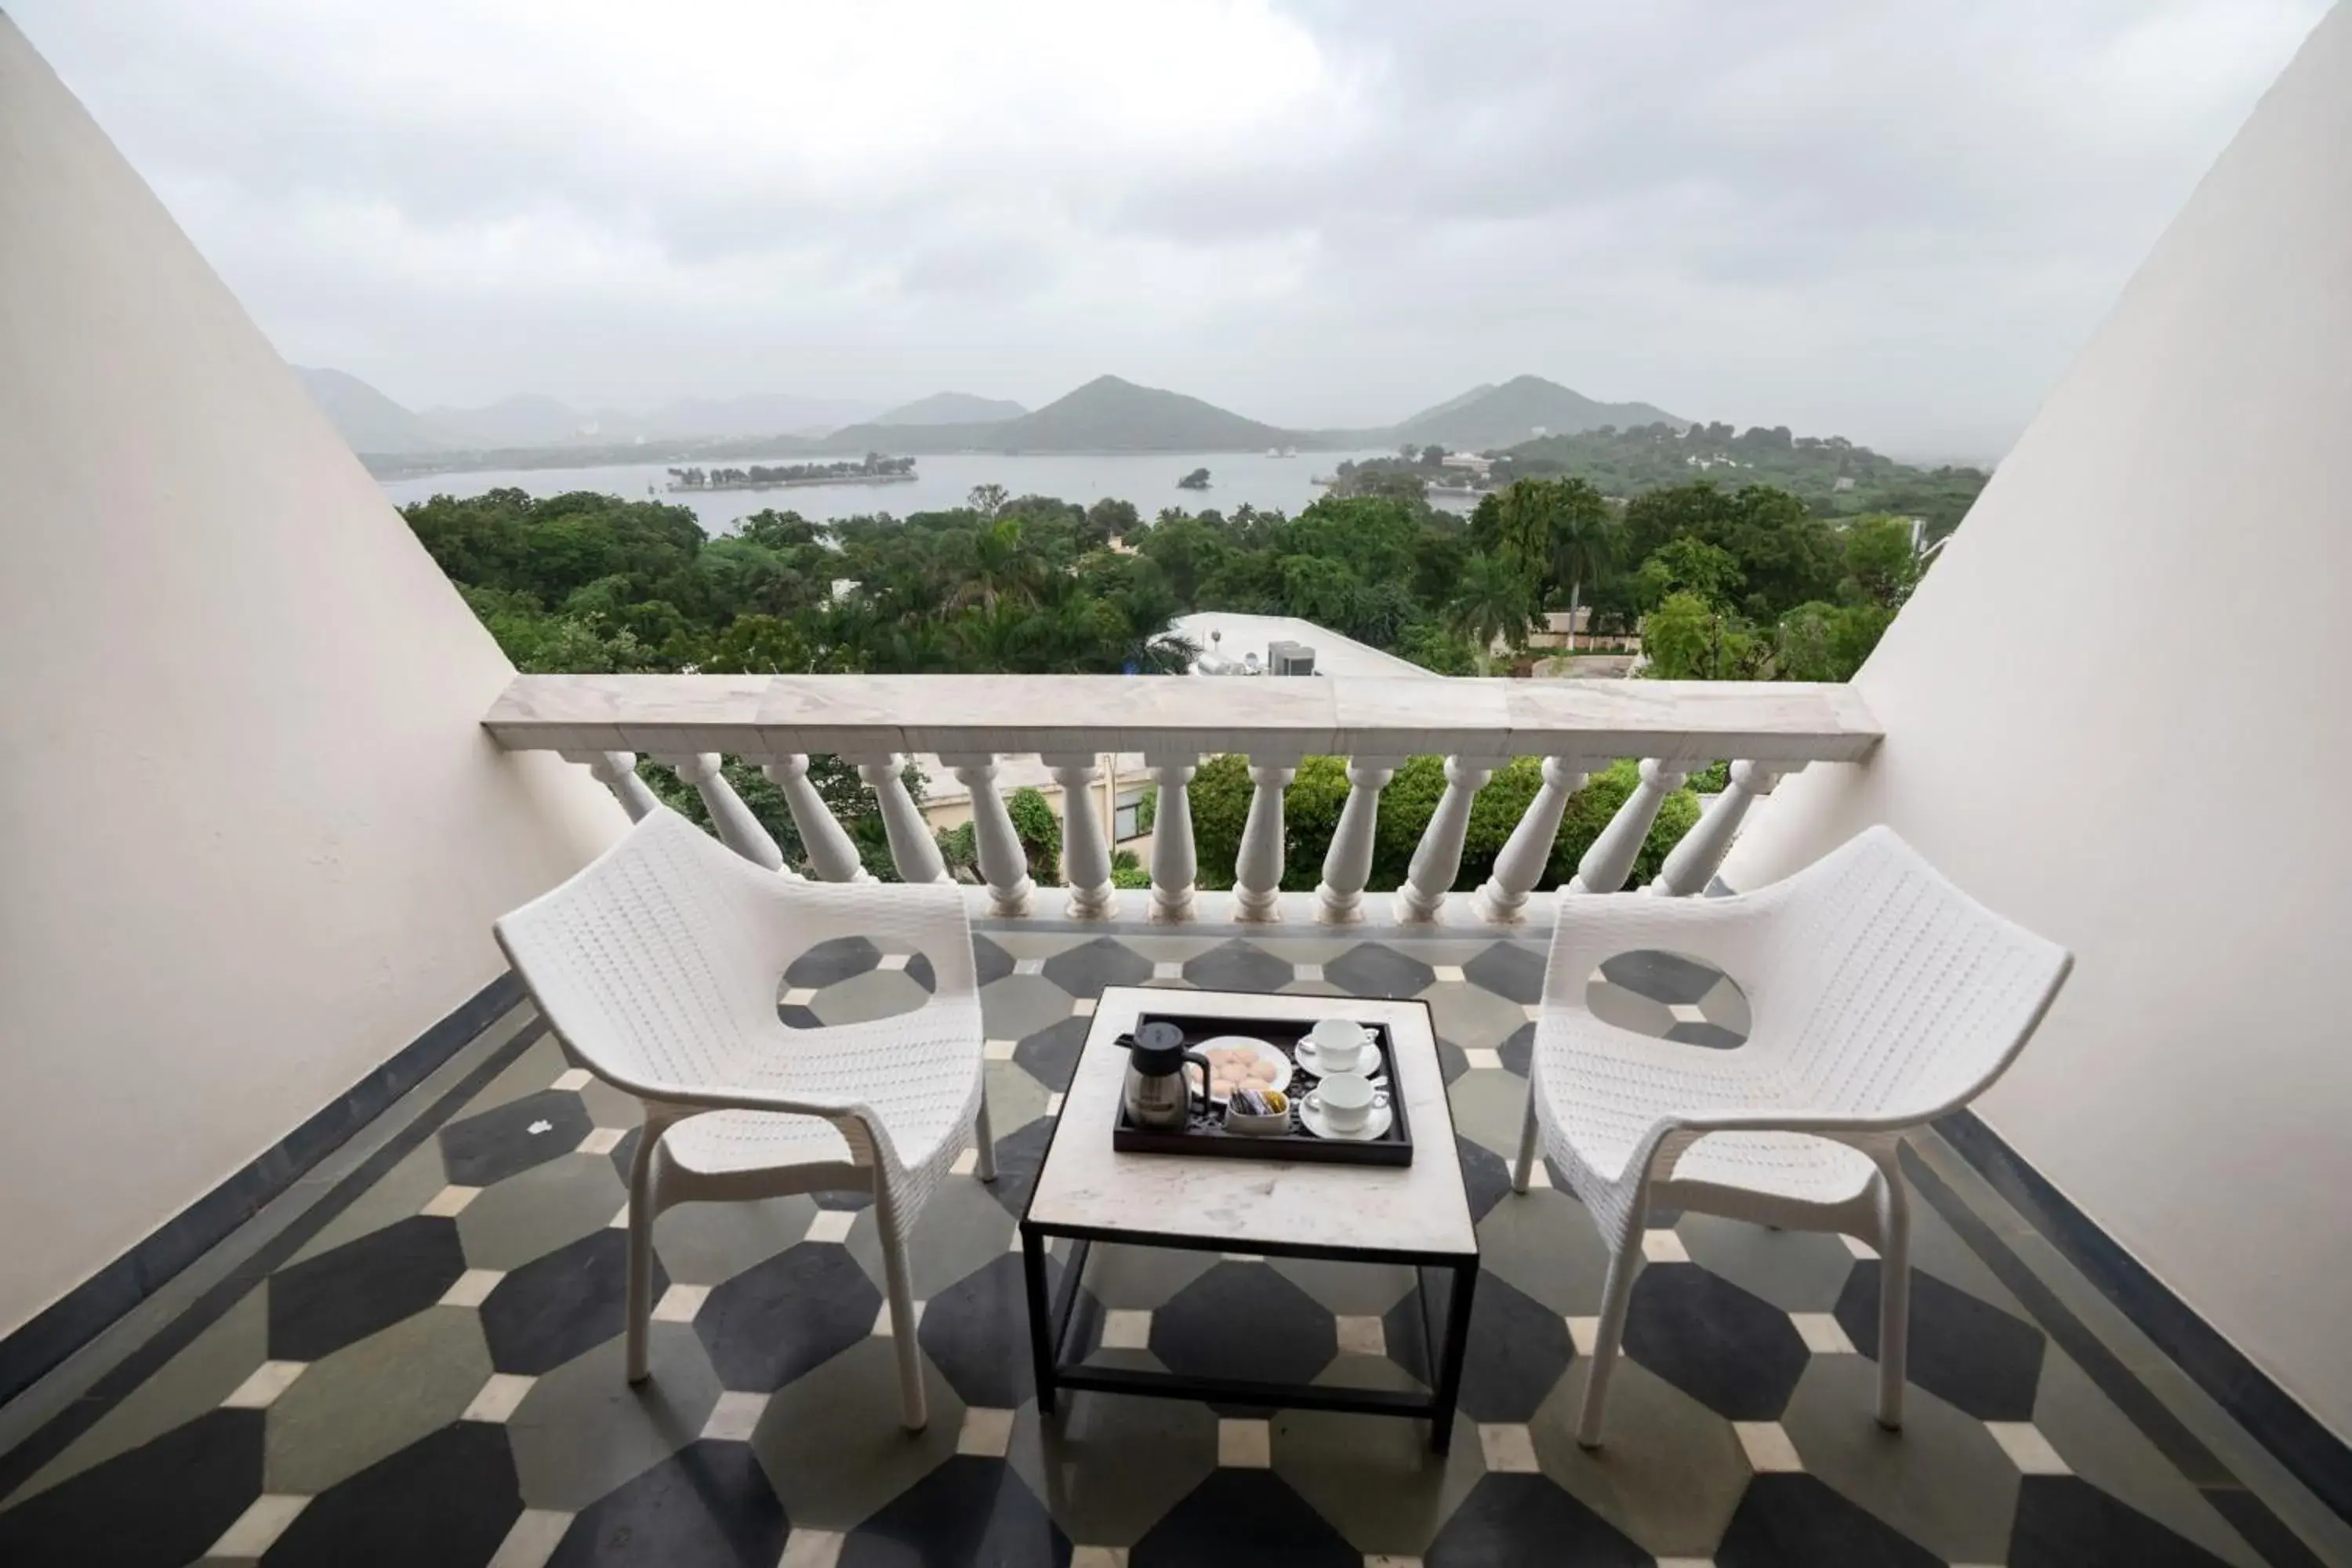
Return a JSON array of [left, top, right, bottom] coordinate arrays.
[[1312, 1070, 1385, 1131], [1305, 1018, 1370, 1075]]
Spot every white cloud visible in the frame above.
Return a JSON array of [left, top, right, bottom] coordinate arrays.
[[11, 0, 2328, 456]]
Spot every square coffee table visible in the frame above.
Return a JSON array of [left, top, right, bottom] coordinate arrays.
[[1018, 987, 1480, 1452]]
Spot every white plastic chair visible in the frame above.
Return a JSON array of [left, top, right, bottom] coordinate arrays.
[[494, 807, 992, 1431], [1513, 825, 2071, 1446]]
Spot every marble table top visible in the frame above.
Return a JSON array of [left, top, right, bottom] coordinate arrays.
[[1023, 987, 1478, 1260]]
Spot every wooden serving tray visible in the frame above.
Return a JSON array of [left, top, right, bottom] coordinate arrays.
[[1109, 1011, 1414, 1167]]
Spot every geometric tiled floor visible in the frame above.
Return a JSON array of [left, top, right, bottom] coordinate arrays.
[[0, 924, 2339, 1566]]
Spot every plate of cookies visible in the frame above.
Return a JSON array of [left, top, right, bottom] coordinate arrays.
[[1189, 1036, 1294, 1104]]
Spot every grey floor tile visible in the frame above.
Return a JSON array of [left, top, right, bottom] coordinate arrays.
[[652, 1193, 821, 1286], [980, 975, 1081, 1040], [1424, 984, 1532, 1053], [1529, 1356, 1750, 1559], [457, 1153, 630, 1272], [287, 1141, 448, 1266], [1010, 1390, 1218, 1548], [1781, 1353, 2020, 1565], [1447, 1069, 1535, 1160], [809, 968, 934, 1027], [508, 1323, 720, 1512], [2034, 1349, 2265, 1568], [1273, 1384, 1483, 1555], [846, 1174, 1014, 1300], [1475, 1191, 1613, 1315], [1266, 1258, 1421, 1318], [264, 1305, 492, 1495], [750, 1339, 963, 1528], [1676, 1214, 1857, 1314]]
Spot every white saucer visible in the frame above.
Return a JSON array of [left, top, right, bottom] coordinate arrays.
[[1298, 1092, 1393, 1142], [1293, 1036, 1377, 1079]]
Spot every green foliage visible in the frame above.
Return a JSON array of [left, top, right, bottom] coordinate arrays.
[[1189, 754, 1697, 896], [1007, 786, 1062, 886], [1392, 619, 1479, 676], [1632, 537, 1744, 610], [1111, 849, 1152, 890], [936, 821, 979, 882], [1444, 554, 1533, 673], [1641, 592, 1764, 680]]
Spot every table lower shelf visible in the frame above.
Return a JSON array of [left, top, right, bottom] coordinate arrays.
[[1017, 1225, 1480, 1454]]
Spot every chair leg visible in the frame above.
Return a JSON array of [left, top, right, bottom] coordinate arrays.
[[875, 1183, 927, 1431], [1511, 1089, 1541, 1194], [623, 1126, 660, 1385], [1873, 1162, 1912, 1430], [973, 1090, 998, 1184], [1576, 1240, 1642, 1448]]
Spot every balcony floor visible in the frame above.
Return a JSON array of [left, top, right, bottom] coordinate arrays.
[[0, 924, 2339, 1566]]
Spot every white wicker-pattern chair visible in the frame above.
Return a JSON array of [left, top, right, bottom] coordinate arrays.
[[1514, 825, 2071, 1446], [494, 807, 991, 1431]]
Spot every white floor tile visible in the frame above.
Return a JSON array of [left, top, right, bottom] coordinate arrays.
[[488, 1508, 575, 1568], [1336, 1316, 1387, 1356], [220, 1360, 307, 1410], [1565, 1316, 1600, 1355], [1985, 1421, 2072, 1475], [1734, 1421, 1804, 1472], [1789, 1313, 1855, 1354], [1462, 1048, 1502, 1070], [1152, 962, 1185, 980], [1432, 965, 1467, 985], [872, 1299, 925, 1337], [552, 1068, 593, 1092], [1046, 1092, 1065, 1116], [1072, 997, 1097, 1017], [1293, 964, 1324, 982], [1842, 1234, 1878, 1259], [1069, 1548, 1130, 1568], [1666, 1002, 1708, 1025], [439, 1269, 506, 1309], [1218, 1417, 1272, 1468], [420, 1185, 481, 1218], [805, 1210, 856, 1244], [576, 1127, 626, 1156], [877, 952, 912, 971], [1641, 1229, 1690, 1263], [984, 1040, 1018, 1061], [208, 1494, 310, 1558], [1100, 1308, 1153, 1350], [1477, 1424, 1541, 1472], [1014, 958, 1047, 975], [952, 1148, 980, 1175], [1522, 1004, 1543, 1021], [463, 1373, 537, 1424], [957, 1406, 1016, 1457], [778, 1527, 848, 1568], [653, 1283, 710, 1323], [701, 1391, 770, 1442]]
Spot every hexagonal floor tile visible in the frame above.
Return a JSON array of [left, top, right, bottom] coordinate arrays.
[[1528, 1356, 1757, 1559], [750, 1340, 964, 1529], [2009, 1473, 2238, 1567], [979, 1116, 1058, 1218], [845, 1171, 1015, 1301], [1265, 1256, 1419, 1318], [651, 1193, 822, 1286], [1675, 1214, 1856, 1314], [982, 975, 1082, 1040], [1014, 1015, 1093, 1092], [1041, 935, 1154, 996], [1461, 942, 1548, 1005], [1426, 1472, 1649, 1566], [785, 935, 884, 989], [1075, 1244, 1220, 1311], [285, 1138, 448, 1266], [1456, 1135, 1518, 1225], [1151, 1263, 1336, 1391], [481, 1229, 666, 1377], [549, 1439, 788, 1567], [1130, 1469, 1362, 1568], [1475, 1189, 1613, 1315], [1272, 1383, 1482, 1555], [265, 1305, 494, 1495], [1834, 1260, 2045, 1421], [1180, 940, 1297, 994], [810, 968, 935, 1028], [1495, 1021, 1536, 1076], [920, 1252, 1051, 1410], [439, 1088, 594, 1188], [268, 1214, 468, 1363], [971, 934, 1016, 987], [1780, 1352, 2020, 1566], [984, 1058, 1054, 1141], [267, 1420, 521, 1567], [697, 1242, 881, 1393], [2031, 1348, 2262, 1566], [1425, 983, 1532, 1054], [1622, 1261, 1812, 1421], [1324, 942, 1438, 1000], [506, 1323, 721, 1511], [1598, 949, 1724, 1006], [840, 1454, 1069, 1566], [1447, 1068, 1535, 1160], [1715, 1472, 1944, 1566], [456, 1152, 630, 1273], [0, 1409, 263, 1567], [1385, 1269, 1571, 1424], [1007, 1385, 1217, 1548]]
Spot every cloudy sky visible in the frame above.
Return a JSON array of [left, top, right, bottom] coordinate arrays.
[[13, 0, 2328, 459]]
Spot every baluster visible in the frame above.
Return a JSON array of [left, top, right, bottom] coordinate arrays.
[[564, 750, 661, 821], [1396, 756, 1495, 923], [1475, 754, 1592, 923], [1567, 758, 1690, 894], [1650, 760, 1798, 897], [1044, 753, 1116, 917], [654, 752, 789, 873], [851, 753, 949, 884], [1232, 757, 1297, 921], [1145, 754, 1197, 922], [761, 754, 871, 883], [942, 753, 1033, 916], [1316, 756, 1398, 924]]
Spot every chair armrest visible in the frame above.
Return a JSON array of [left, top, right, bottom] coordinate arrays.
[[1544, 885, 1786, 1009], [622, 1073, 906, 1174]]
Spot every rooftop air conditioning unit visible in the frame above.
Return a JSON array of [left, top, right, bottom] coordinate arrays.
[[1267, 641, 1316, 677]]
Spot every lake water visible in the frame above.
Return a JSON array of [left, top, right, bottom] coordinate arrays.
[[379, 448, 1397, 532]]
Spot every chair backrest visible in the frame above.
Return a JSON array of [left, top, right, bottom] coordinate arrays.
[[494, 807, 795, 1098], [1748, 826, 2072, 1123]]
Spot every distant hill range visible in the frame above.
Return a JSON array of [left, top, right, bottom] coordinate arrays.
[[303, 363, 1686, 473]]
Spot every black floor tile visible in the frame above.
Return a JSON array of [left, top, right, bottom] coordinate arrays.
[[920, 1253, 1050, 1410], [1448, 1272, 1574, 1423], [440, 1088, 595, 1187], [1324, 942, 1436, 1000], [980, 1117, 1056, 1218], [1461, 943, 1547, 1006], [786, 935, 884, 990], [2201, 1486, 2327, 1568], [840, 1455, 1071, 1567], [268, 1214, 467, 1361], [1598, 949, 1720, 1006], [1014, 1017, 1091, 1092], [1180, 940, 1296, 994], [1715, 1473, 1943, 1566], [1622, 1262, 1809, 1420], [267, 1420, 519, 1567], [1457, 1136, 1515, 1225], [1151, 1263, 1336, 1390], [0, 1408, 261, 1568], [1041, 935, 1153, 997], [971, 935, 1015, 988], [1495, 1022, 1535, 1077], [1425, 1472, 1649, 1567], [2008, 1475, 2235, 1567], [1131, 1469, 1362, 1568], [481, 1229, 666, 1375], [550, 1439, 789, 1567], [1834, 1260, 2046, 1421], [697, 1242, 880, 1392]]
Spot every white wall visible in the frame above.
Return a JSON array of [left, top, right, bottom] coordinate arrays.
[[0, 21, 624, 1341], [1722, 5, 2352, 1439]]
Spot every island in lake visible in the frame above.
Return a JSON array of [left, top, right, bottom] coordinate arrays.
[[668, 454, 915, 492]]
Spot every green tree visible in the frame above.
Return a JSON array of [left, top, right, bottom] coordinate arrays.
[[1443, 553, 1532, 673]]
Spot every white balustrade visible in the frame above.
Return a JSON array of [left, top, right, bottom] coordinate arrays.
[[1145, 755, 1198, 922], [1650, 760, 1797, 897], [564, 750, 661, 821], [1316, 757, 1398, 924], [760, 754, 871, 883], [851, 753, 949, 884], [1396, 757, 1495, 922], [654, 752, 790, 873], [1045, 753, 1116, 918], [1475, 754, 1592, 923], [942, 753, 1034, 916], [1232, 758, 1297, 921], [1568, 758, 1690, 895]]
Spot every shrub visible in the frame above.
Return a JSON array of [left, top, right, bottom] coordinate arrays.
[[1007, 785, 1062, 885], [1111, 848, 1152, 889]]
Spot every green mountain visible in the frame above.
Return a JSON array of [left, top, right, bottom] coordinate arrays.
[[825, 375, 1293, 454], [1392, 375, 1683, 450], [870, 391, 1027, 426], [294, 367, 456, 454]]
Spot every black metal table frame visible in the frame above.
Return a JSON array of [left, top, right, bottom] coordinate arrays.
[[1018, 1217, 1479, 1454]]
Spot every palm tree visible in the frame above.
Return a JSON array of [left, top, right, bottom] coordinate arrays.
[[1445, 552, 1531, 675], [953, 516, 1041, 615], [1495, 477, 1616, 648]]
